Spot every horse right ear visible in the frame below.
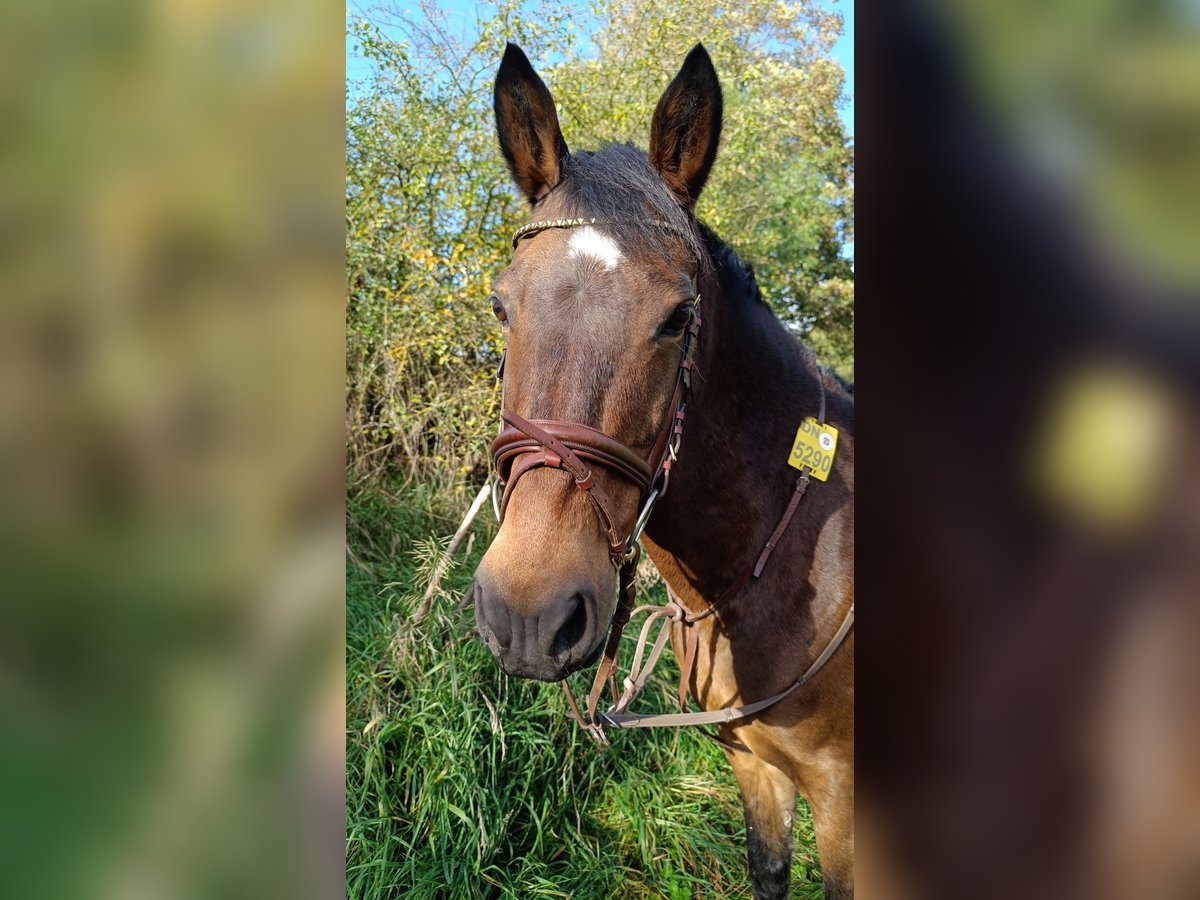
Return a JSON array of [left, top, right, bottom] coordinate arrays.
[[649, 43, 723, 210], [494, 43, 569, 204]]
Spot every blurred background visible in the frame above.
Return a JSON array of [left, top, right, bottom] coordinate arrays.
[[857, 1, 1200, 898], [0, 0, 344, 898]]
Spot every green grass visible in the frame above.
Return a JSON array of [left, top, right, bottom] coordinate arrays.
[[346, 481, 825, 898]]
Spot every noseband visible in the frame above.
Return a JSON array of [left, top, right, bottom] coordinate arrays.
[[490, 216, 853, 745]]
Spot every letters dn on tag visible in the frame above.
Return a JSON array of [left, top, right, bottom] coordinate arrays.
[[787, 417, 838, 481]]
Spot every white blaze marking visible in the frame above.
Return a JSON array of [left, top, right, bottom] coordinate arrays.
[[567, 226, 623, 270]]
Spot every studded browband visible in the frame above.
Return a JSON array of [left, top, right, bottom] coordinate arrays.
[[512, 217, 697, 251]]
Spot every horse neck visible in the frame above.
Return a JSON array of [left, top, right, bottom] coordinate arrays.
[[643, 249, 825, 609]]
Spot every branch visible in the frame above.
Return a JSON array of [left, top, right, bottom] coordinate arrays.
[[413, 481, 491, 625]]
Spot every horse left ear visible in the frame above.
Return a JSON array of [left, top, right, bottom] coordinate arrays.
[[649, 43, 723, 210], [494, 42, 569, 204]]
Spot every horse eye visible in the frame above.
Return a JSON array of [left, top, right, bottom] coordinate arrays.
[[491, 295, 508, 324], [660, 301, 694, 337]]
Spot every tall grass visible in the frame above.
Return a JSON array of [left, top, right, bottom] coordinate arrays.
[[346, 481, 825, 898]]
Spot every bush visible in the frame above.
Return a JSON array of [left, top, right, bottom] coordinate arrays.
[[347, 0, 853, 495]]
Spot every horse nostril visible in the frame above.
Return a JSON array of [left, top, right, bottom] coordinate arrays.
[[473, 576, 511, 649], [549, 593, 589, 656]]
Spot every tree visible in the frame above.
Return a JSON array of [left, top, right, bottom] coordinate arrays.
[[346, 0, 853, 490]]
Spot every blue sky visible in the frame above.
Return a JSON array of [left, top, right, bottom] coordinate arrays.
[[834, 1, 853, 137], [346, 0, 854, 138]]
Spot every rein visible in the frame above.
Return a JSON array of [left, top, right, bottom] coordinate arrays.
[[490, 217, 854, 746]]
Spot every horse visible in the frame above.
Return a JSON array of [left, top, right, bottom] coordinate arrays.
[[469, 41, 855, 899]]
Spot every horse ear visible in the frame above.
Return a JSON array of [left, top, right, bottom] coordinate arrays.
[[494, 43, 569, 204], [649, 43, 723, 210]]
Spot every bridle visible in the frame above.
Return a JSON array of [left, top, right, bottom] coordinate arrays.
[[490, 216, 853, 745], [493, 217, 699, 574]]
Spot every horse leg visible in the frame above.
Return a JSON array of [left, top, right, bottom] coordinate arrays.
[[806, 760, 855, 899], [728, 750, 797, 900]]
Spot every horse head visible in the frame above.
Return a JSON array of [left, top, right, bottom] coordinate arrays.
[[471, 42, 722, 681]]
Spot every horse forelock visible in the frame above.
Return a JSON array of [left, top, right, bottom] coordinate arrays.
[[554, 144, 702, 263]]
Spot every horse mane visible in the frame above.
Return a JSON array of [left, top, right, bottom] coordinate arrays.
[[696, 221, 767, 308], [699, 220, 855, 395]]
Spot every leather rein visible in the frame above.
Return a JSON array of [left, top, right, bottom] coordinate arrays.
[[490, 217, 854, 746]]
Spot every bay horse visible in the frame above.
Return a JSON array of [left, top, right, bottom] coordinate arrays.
[[470, 42, 854, 899]]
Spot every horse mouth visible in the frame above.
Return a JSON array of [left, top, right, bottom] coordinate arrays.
[[561, 634, 605, 676], [485, 629, 607, 683]]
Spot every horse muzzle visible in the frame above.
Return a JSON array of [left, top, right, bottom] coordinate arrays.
[[472, 571, 609, 682]]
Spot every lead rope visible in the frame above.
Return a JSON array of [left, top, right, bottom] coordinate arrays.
[[565, 367, 854, 743]]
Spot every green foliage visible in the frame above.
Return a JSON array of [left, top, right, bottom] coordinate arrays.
[[346, 481, 827, 898], [346, 0, 853, 491]]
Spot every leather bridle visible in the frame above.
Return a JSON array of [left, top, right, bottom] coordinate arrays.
[[493, 216, 700, 575], [490, 216, 853, 745]]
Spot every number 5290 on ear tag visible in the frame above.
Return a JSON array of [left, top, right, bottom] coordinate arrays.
[[788, 418, 838, 481]]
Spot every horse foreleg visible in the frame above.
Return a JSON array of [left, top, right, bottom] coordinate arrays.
[[806, 757, 855, 899], [727, 749, 797, 900]]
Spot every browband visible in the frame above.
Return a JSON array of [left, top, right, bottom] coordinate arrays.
[[511, 216, 697, 251]]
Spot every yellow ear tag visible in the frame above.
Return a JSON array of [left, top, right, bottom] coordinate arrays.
[[788, 418, 838, 481]]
